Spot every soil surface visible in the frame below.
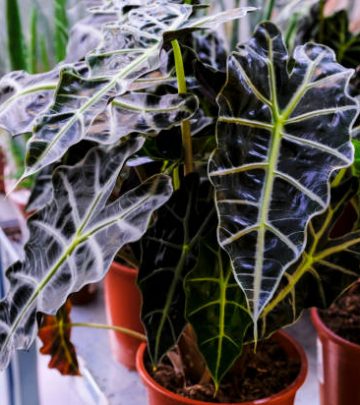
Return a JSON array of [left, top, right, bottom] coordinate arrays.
[[320, 282, 360, 345], [150, 339, 300, 403]]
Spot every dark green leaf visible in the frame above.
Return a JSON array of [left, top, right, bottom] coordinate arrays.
[[138, 174, 215, 365], [296, 7, 360, 68], [185, 236, 251, 389], [209, 22, 357, 323], [258, 177, 360, 338]]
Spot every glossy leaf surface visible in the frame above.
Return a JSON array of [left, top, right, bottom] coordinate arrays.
[[38, 301, 80, 376], [0, 69, 59, 136], [22, 2, 253, 179], [185, 236, 251, 389], [209, 22, 357, 322], [258, 177, 360, 338], [138, 174, 215, 365], [0, 138, 172, 369]]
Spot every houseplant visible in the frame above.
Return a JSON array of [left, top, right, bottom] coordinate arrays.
[[295, 5, 360, 405], [0, 0, 359, 404]]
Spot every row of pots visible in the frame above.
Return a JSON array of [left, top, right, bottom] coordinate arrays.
[[105, 262, 360, 405]]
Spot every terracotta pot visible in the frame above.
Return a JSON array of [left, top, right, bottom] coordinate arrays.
[[104, 261, 144, 369], [136, 331, 307, 405], [311, 308, 360, 405]]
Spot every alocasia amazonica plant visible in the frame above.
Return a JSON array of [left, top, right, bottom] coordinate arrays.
[[0, 0, 359, 397]]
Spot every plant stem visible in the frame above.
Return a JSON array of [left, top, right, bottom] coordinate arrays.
[[28, 8, 38, 74], [331, 168, 347, 188], [318, 0, 325, 43], [70, 322, 147, 342], [171, 40, 194, 176], [263, 0, 276, 22], [231, 0, 241, 50], [6, 0, 27, 70], [285, 12, 299, 51]]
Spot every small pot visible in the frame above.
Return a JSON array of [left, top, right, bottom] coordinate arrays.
[[136, 331, 307, 405], [311, 308, 360, 405], [104, 261, 144, 369]]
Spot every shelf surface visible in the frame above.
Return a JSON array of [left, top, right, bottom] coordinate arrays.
[[37, 287, 320, 405]]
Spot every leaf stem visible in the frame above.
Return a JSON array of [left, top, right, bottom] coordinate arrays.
[[263, 0, 276, 22], [318, 0, 325, 43], [171, 40, 194, 176], [231, 0, 241, 49], [70, 322, 147, 342]]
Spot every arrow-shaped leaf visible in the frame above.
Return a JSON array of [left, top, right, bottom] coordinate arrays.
[[209, 22, 357, 323], [0, 137, 172, 370], [138, 174, 215, 365], [185, 235, 251, 390], [258, 177, 360, 338]]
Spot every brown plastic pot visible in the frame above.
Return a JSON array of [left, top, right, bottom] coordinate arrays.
[[311, 308, 360, 405], [104, 261, 144, 369], [136, 331, 307, 405]]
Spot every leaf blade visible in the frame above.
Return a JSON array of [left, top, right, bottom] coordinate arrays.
[[209, 22, 357, 322], [0, 137, 172, 370]]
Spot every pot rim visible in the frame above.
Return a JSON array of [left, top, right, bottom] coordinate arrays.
[[311, 307, 360, 352], [110, 260, 138, 276], [136, 330, 308, 405]]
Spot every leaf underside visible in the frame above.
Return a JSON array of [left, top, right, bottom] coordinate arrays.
[[0, 137, 172, 370], [209, 22, 357, 322], [38, 301, 80, 376]]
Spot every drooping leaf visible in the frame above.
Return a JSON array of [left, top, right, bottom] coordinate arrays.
[[20, 2, 253, 179], [38, 301, 80, 376], [86, 91, 198, 143], [209, 22, 357, 323], [24, 87, 196, 211], [0, 137, 172, 370], [185, 235, 251, 389], [296, 7, 360, 68], [138, 174, 215, 365], [258, 177, 360, 338]]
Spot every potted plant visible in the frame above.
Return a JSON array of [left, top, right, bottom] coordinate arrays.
[[0, 1, 359, 404], [294, 5, 360, 404]]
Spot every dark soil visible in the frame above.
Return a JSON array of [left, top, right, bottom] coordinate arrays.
[[320, 282, 360, 345], [150, 339, 300, 403]]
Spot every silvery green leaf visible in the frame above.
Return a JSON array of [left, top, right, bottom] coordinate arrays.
[[209, 22, 357, 324], [26, 88, 196, 211], [0, 69, 59, 136], [0, 137, 172, 370], [86, 91, 198, 143], [21, 2, 253, 180], [65, 10, 117, 63]]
